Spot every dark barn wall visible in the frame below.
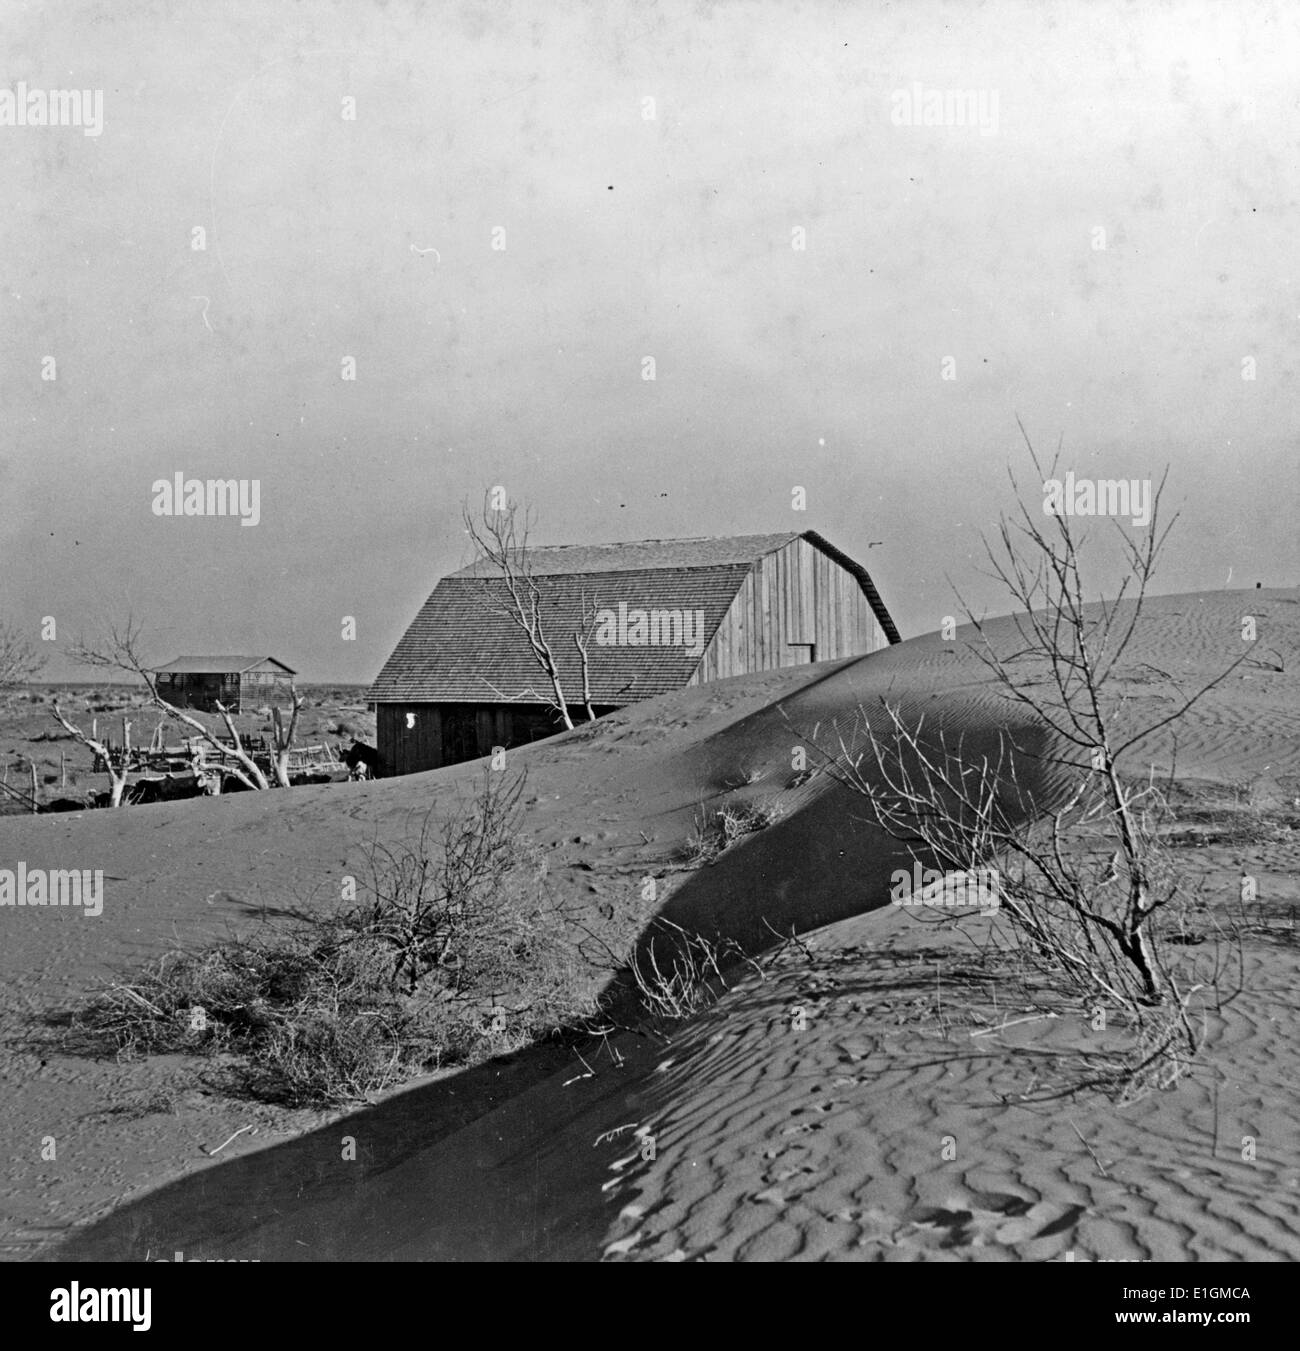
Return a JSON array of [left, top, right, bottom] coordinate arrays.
[[377, 701, 616, 775], [377, 703, 443, 776], [693, 536, 886, 683]]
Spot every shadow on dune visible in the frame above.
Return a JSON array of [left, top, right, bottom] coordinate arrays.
[[46, 1035, 635, 1262], [644, 672, 1070, 955]]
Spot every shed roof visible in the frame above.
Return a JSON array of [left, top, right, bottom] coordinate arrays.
[[370, 531, 897, 705], [153, 656, 297, 675]]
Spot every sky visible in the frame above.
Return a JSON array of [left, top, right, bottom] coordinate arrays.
[[2, 0, 1297, 683]]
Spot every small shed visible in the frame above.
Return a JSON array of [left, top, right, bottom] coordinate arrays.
[[152, 656, 297, 714], [370, 531, 898, 776]]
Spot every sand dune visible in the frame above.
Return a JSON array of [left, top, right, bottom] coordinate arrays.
[[4, 588, 1297, 1261]]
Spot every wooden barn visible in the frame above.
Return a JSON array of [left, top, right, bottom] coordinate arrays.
[[369, 531, 899, 776], [152, 656, 297, 714]]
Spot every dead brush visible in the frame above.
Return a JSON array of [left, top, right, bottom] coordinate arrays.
[[627, 917, 754, 1026], [679, 796, 787, 864], [720, 796, 786, 840], [49, 766, 603, 1107], [678, 806, 725, 866]]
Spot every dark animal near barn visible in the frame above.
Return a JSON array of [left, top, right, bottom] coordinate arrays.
[[338, 740, 383, 779]]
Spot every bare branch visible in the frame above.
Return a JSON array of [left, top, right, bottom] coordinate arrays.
[[0, 622, 46, 687], [462, 495, 576, 729]]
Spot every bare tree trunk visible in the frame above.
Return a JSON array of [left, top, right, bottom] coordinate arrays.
[[574, 633, 596, 722], [574, 590, 600, 722], [269, 688, 305, 788], [210, 701, 271, 789], [534, 624, 575, 729], [52, 701, 130, 808]]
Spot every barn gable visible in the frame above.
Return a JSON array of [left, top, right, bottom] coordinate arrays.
[[694, 534, 898, 682]]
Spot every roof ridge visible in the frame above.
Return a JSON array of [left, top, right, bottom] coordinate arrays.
[[446, 532, 803, 579], [473, 531, 799, 551]]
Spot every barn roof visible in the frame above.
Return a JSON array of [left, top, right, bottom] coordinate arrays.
[[153, 656, 297, 675], [370, 531, 897, 705], [449, 532, 806, 577]]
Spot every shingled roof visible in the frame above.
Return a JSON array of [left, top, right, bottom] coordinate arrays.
[[369, 531, 897, 705], [153, 656, 296, 675]]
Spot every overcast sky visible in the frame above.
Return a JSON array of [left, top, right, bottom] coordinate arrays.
[[3, 0, 1297, 683]]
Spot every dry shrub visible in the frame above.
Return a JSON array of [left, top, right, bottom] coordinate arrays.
[[54, 769, 599, 1106], [678, 796, 786, 865]]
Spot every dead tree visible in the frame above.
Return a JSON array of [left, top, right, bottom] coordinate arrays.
[[0, 622, 45, 688], [816, 427, 1253, 1074], [462, 497, 599, 729], [954, 430, 1253, 1006], [50, 702, 131, 808], [68, 618, 268, 790], [269, 693, 306, 788]]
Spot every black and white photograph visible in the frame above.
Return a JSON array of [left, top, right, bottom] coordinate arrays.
[[1, 0, 1297, 1305]]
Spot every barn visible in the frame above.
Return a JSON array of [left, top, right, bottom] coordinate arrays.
[[368, 531, 899, 776], [152, 656, 297, 714]]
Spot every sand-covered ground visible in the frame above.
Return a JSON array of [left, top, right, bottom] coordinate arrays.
[[2, 588, 1297, 1261]]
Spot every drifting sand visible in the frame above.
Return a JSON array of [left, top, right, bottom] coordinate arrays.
[[2, 589, 1297, 1261]]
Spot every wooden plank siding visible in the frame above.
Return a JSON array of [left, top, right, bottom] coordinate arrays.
[[377, 703, 443, 778], [692, 537, 886, 685]]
